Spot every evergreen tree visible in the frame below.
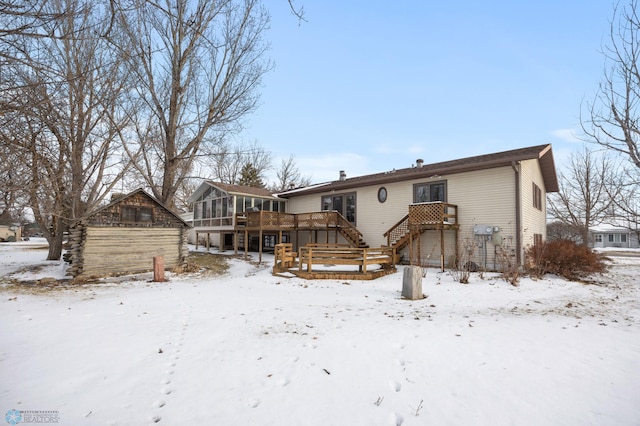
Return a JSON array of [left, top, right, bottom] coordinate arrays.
[[238, 163, 265, 188]]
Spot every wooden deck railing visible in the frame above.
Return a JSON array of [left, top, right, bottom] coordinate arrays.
[[298, 245, 395, 274], [235, 210, 364, 245], [384, 202, 458, 247], [408, 202, 458, 226], [235, 211, 296, 230]]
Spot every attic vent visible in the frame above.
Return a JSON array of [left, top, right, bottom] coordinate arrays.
[[339, 170, 346, 181], [416, 159, 424, 168]]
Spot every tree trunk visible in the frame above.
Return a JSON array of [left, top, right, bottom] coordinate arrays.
[[46, 220, 64, 260]]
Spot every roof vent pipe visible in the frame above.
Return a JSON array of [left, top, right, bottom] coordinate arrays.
[[416, 159, 424, 168], [339, 170, 346, 181]]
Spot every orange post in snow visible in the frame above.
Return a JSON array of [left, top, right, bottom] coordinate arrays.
[[153, 256, 165, 282]]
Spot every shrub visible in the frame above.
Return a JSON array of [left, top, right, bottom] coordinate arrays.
[[496, 244, 520, 286], [526, 240, 608, 281], [448, 238, 476, 284]]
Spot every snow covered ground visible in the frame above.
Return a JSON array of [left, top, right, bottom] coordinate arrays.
[[1, 239, 639, 426]]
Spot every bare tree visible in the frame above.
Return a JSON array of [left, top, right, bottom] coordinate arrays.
[[114, 0, 271, 208], [203, 139, 272, 184], [583, 0, 640, 170], [606, 166, 640, 240], [0, 1, 69, 59], [0, 141, 29, 224], [546, 221, 583, 242], [271, 154, 311, 191], [547, 147, 618, 245], [0, 0, 133, 259]]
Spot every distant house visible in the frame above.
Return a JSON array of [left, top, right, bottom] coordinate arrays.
[[589, 224, 640, 249], [0, 224, 21, 242], [66, 189, 190, 278], [187, 145, 558, 270]]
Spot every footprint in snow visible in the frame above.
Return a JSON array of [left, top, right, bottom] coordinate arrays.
[[389, 412, 404, 426], [246, 398, 261, 408], [389, 381, 401, 392], [276, 377, 290, 387]]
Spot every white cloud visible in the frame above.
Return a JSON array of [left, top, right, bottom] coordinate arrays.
[[550, 128, 582, 143]]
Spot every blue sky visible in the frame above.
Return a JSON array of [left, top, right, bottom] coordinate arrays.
[[241, 1, 615, 184]]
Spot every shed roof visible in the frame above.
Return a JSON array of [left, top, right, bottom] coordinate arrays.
[[277, 144, 559, 197], [81, 188, 190, 227]]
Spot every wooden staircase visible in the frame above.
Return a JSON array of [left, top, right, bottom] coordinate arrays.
[[336, 213, 369, 248], [383, 202, 459, 268], [383, 214, 416, 253]]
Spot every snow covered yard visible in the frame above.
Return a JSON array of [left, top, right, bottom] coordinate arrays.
[[1, 240, 639, 426]]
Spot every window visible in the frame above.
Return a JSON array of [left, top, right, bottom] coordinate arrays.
[[321, 192, 356, 223], [533, 183, 542, 210], [121, 206, 153, 223], [263, 235, 276, 249], [193, 186, 235, 225], [533, 233, 543, 247], [608, 234, 628, 243], [595, 234, 602, 243], [377, 187, 387, 203], [414, 181, 446, 203]]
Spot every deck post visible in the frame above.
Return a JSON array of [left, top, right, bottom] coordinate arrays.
[[234, 230, 238, 255], [440, 228, 445, 272], [417, 229, 422, 267], [244, 229, 248, 259], [409, 228, 413, 265], [454, 226, 459, 269]]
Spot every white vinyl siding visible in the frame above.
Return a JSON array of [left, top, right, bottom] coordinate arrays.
[[520, 159, 548, 250], [285, 161, 549, 268]]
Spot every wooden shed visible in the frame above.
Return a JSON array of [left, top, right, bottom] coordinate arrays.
[[67, 189, 191, 278]]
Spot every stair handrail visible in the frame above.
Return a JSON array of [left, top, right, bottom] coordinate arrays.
[[334, 211, 364, 246], [383, 214, 409, 247]]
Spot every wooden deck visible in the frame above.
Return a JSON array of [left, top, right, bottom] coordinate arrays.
[[233, 203, 459, 270], [234, 211, 367, 262], [273, 243, 396, 280]]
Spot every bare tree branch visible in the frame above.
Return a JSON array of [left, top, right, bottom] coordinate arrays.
[[547, 146, 617, 245], [113, 0, 272, 208], [583, 0, 640, 169]]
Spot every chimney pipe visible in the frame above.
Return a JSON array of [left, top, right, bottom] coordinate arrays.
[[339, 170, 346, 181], [416, 159, 424, 168]]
